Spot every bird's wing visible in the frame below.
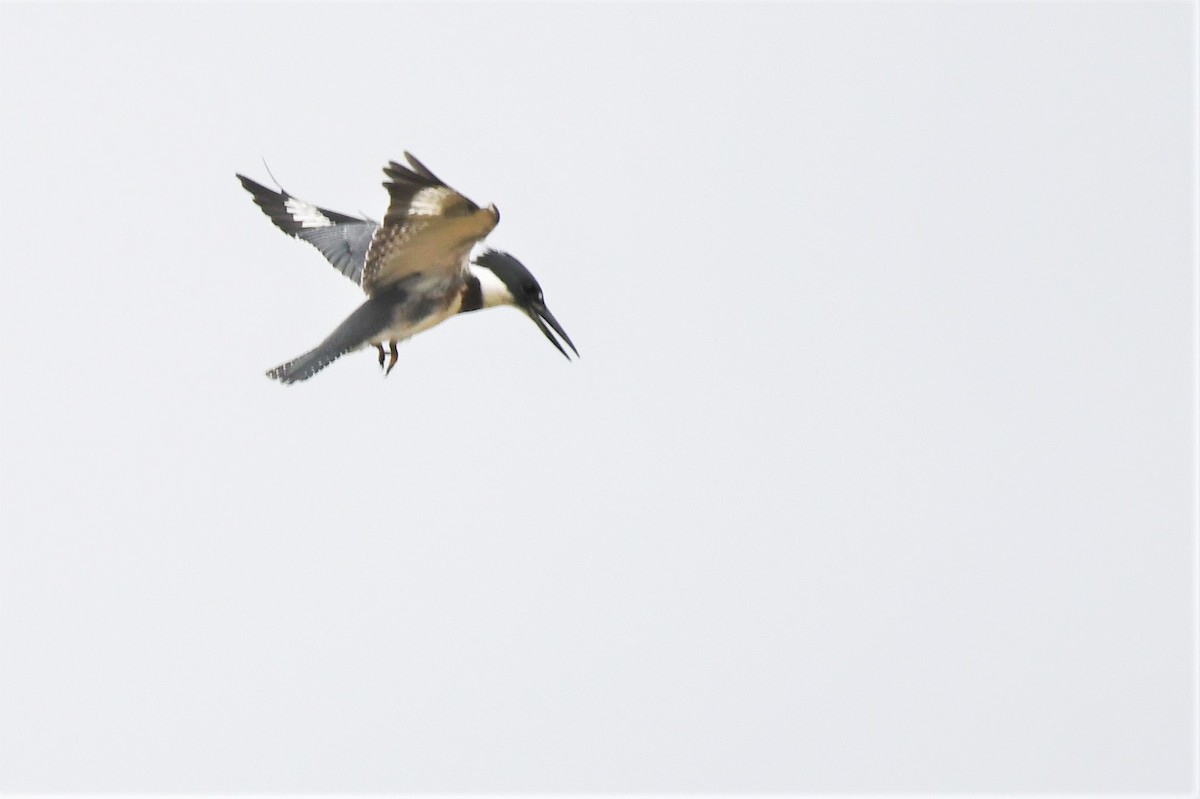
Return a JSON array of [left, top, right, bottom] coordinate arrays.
[[237, 174, 378, 285], [360, 152, 499, 296]]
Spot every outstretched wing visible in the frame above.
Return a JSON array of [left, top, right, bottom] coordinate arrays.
[[237, 174, 378, 285], [360, 152, 499, 296]]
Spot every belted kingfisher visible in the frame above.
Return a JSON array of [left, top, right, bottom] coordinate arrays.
[[236, 153, 577, 384]]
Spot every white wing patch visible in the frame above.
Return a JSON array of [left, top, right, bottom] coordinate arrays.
[[284, 197, 334, 228], [407, 187, 452, 217]]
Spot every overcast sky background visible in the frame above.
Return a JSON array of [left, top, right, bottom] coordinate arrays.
[[0, 2, 1195, 794]]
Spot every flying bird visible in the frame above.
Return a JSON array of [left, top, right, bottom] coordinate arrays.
[[236, 153, 577, 383]]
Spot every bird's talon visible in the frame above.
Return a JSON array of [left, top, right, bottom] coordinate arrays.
[[384, 342, 399, 377]]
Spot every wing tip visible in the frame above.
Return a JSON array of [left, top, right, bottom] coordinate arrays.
[[404, 151, 438, 180], [383, 152, 442, 188], [237, 172, 268, 194]]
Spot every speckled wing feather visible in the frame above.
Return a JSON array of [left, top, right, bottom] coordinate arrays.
[[360, 152, 499, 296]]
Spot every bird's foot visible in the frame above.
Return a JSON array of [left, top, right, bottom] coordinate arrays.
[[384, 342, 399, 377]]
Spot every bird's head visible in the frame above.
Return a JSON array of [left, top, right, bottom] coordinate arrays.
[[471, 249, 578, 360]]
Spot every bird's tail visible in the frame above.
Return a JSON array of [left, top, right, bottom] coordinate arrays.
[[266, 344, 357, 384], [265, 286, 401, 385]]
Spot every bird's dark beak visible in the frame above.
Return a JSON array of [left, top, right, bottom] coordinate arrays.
[[526, 301, 578, 360]]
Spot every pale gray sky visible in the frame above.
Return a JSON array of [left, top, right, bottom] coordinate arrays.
[[0, 1, 1195, 794]]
